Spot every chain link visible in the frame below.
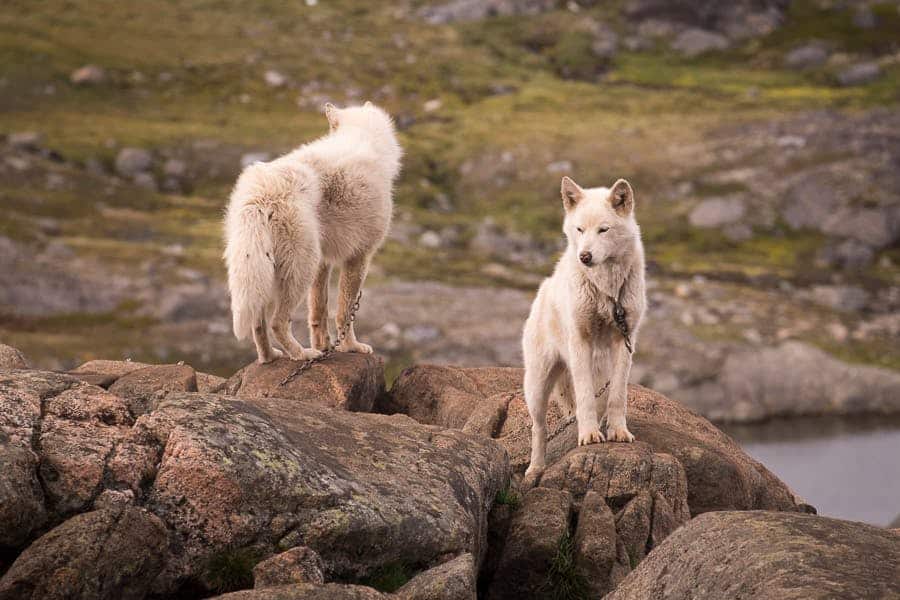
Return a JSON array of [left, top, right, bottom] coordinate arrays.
[[276, 290, 363, 388]]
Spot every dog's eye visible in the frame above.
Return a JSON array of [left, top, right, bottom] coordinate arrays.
[[576, 227, 584, 233], [598, 226, 610, 234]]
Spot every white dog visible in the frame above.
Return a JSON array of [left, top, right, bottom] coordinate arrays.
[[522, 176, 647, 479], [224, 102, 402, 364]]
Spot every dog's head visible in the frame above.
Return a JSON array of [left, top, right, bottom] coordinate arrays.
[[323, 101, 395, 137], [560, 176, 638, 267]]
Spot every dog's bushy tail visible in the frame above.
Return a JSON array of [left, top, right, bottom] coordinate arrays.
[[224, 165, 278, 341]]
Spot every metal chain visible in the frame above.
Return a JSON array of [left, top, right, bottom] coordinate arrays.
[[276, 290, 363, 388], [612, 299, 634, 354], [546, 380, 611, 442]]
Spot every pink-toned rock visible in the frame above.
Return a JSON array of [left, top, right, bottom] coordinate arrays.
[[0, 505, 169, 600], [68, 359, 152, 388], [253, 547, 325, 587], [226, 353, 385, 412], [108, 364, 198, 416], [210, 583, 386, 599], [395, 553, 476, 600], [197, 371, 227, 394], [0, 344, 28, 369]]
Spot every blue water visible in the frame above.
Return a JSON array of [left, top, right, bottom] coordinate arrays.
[[724, 417, 900, 527]]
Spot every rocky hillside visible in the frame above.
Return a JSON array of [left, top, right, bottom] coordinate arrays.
[[2, 344, 897, 599], [1, 0, 899, 426]]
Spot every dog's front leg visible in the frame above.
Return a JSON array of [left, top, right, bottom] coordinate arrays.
[[569, 335, 605, 445], [605, 336, 635, 442]]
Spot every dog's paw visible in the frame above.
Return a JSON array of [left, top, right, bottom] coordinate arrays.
[[607, 424, 635, 443], [523, 465, 543, 489], [299, 348, 324, 361], [577, 425, 605, 446], [257, 349, 283, 364], [338, 340, 373, 354]]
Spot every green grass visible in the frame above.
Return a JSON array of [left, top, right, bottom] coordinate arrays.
[[542, 531, 589, 600], [495, 485, 521, 510], [204, 546, 260, 594], [359, 562, 413, 593]]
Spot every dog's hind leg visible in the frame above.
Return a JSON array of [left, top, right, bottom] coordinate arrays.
[[308, 262, 332, 351], [253, 317, 282, 364], [335, 252, 372, 354]]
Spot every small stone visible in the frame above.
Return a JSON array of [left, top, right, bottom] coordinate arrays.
[[671, 28, 729, 58], [837, 62, 881, 86], [419, 230, 442, 248], [423, 98, 442, 112], [8, 131, 43, 150], [689, 197, 746, 228], [70, 64, 106, 85], [133, 172, 157, 191], [784, 43, 828, 69], [264, 69, 288, 88], [115, 147, 153, 177]]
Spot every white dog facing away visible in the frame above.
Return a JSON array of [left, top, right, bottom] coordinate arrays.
[[522, 176, 647, 480], [224, 102, 402, 363]]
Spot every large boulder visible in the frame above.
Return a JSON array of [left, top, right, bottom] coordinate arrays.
[[387, 366, 807, 516], [606, 511, 900, 600], [0, 365, 507, 597], [108, 364, 198, 416], [226, 354, 385, 412], [0, 505, 170, 600]]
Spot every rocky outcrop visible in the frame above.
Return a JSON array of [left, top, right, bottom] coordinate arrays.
[[386, 365, 810, 597], [387, 366, 806, 515], [688, 341, 900, 422], [226, 354, 384, 412], [253, 547, 325, 587], [606, 511, 900, 600], [0, 361, 507, 598]]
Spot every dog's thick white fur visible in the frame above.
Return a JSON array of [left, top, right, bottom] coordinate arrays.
[[522, 176, 647, 480], [224, 102, 402, 363]]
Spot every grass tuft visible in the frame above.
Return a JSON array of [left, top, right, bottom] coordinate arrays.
[[360, 562, 413, 593], [495, 485, 521, 510], [204, 546, 260, 594], [542, 531, 590, 600]]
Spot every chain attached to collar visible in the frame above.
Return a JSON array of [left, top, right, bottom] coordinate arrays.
[[612, 298, 634, 354]]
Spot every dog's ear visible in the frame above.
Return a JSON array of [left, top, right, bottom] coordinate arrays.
[[561, 176, 584, 211], [324, 102, 339, 129], [609, 179, 634, 215]]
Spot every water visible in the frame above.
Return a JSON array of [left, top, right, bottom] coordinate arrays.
[[723, 416, 900, 527]]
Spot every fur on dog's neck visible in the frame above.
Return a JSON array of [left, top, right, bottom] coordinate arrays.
[[567, 243, 636, 300]]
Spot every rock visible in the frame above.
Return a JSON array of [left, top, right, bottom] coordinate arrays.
[[163, 158, 188, 178], [784, 42, 828, 69], [688, 197, 746, 228], [68, 359, 153, 388], [0, 344, 28, 369], [108, 364, 199, 416], [209, 583, 386, 599], [572, 491, 624, 597], [822, 206, 899, 249], [253, 547, 325, 587], [706, 342, 900, 422], [419, 230, 443, 248], [225, 354, 384, 412], [591, 22, 619, 59], [132, 171, 157, 191], [486, 487, 572, 599], [7, 131, 43, 151], [606, 511, 900, 600], [799, 285, 870, 313], [241, 152, 271, 168], [70, 64, 106, 85], [264, 70, 289, 88], [394, 553, 476, 600], [670, 28, 729, 57], [196, 371, 227, 394], [852, 5, 876, 29], [418, 0, 556, 24], [423, 98, 442, 112], [0, 505, 170, 600], [386, 366, 806, 516], [837, 62, 881, 86], [114, 147, 153, 177]]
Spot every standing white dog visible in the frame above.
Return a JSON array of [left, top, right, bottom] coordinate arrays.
[[522, 176, 647, 480], [224, 102, 402, 363]]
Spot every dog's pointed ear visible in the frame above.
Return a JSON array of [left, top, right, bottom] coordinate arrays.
[[609, 179, 634, 215], [324, 102, 339, 128], [561, 176, 584, 211]]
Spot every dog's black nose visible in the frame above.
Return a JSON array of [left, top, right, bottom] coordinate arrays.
[[579, 251, 592, 265]]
